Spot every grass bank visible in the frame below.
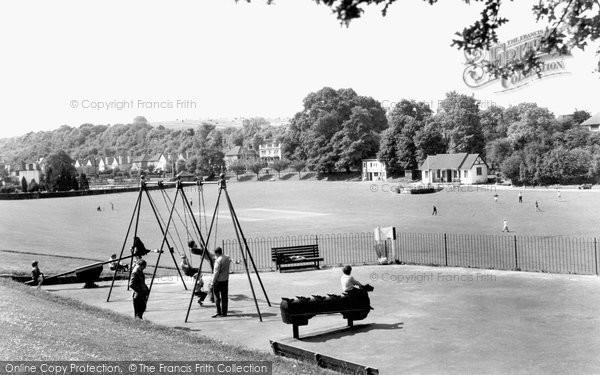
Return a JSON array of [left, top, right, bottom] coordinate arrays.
[[0, 279, 331, 374]]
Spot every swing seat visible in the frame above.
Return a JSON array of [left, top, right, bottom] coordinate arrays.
[[181, 264, 198, 277], [190, 247, 204, 256]]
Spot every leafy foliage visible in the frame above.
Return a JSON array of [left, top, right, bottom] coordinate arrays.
[[45, 150, 79, 191], [304, 0, 600, 75], [283, 87, 387, 173], [271, 159, 290, 178]]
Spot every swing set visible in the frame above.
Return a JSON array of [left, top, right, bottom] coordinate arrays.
[[106, 174, 271, 322]]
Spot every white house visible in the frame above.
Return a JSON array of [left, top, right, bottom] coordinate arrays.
[[259, 142, 282, 162], [13, 162, 42, 185], [419, 153, 488, 184], [362, 159, 387, 181], [117, 155, 132, 171], [148, 153, 169, 172], [580, 113, 600, 132], [98, 157, 108, 172]]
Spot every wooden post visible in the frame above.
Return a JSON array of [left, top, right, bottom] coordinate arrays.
[[444, 233, 448, 267], [292, 324, 299, 339], [594, 238, 598, 276], [514, 235, 519, 270]]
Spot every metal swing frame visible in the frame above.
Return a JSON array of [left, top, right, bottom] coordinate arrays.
[[184, 174, 271, 322], [106, 176, 197, 303]]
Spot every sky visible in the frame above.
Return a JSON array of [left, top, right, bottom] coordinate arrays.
[[0, 0, 598, 139]]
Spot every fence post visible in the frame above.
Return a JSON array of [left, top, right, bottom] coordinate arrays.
[[594, 237, 598, 276], [514, 235, 518, 270], [444, 233, 448, 267]]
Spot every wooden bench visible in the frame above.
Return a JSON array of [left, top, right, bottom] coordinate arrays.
[[271, 244, 324, 272]]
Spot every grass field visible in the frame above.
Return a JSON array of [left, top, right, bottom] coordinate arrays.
[[1, 180, 599, 275]]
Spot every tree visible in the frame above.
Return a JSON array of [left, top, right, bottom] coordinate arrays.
[[295, 0, 600, 76], [485, 138, 512, 171], [505, 103, 557, 150], [176, 159, 187, 174], [413, 121, 446, 165], [479, 105, 507, 143], [500, 154, 522, 183], [79, 173, 90, 190], [435, 92, 484, 154], [247, 161, 264, 180], [377, 113, 420, 173], [186, 156, 199, 175], [571, 110, 592, 126], [21, 176, 27, 192], [228, 160, 247, 180], [290, 160, 306, 179], [133, 116, 148, 126], [271, 159, 289, 178], [44, 150, 79, 191], [284, 87, 387, 173]]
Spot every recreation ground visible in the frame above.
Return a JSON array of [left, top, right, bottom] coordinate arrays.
[[1, 180, 600, 373]]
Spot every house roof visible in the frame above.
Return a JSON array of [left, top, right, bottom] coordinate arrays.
[[132, 155, 150, 163], [149, 153, 163, 162], [176, 171, 195, 177], [419, 153, 486, 170], [581, 113, 600, 126], [225, 146, 242, 157]]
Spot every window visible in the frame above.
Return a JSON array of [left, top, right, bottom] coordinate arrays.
[[424, 171, 429, 178], [453, 170, 458, 178], [436, 170, 440, 178], [463, 170, 468, 178], [476, 167, 482, 176]]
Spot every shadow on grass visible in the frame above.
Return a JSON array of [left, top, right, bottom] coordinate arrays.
[[299, 322, 404, 342], [237, 175, 254, 182], [278, 173, 295, 181], [300, 172, 315, 180], [258, 175, 274, 182]]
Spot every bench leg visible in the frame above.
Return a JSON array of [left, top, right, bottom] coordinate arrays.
[[292, 324, 299, 339], [347, 319, 353, 327]]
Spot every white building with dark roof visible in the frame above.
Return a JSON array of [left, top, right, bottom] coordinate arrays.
[[419, 153, 488, 184], [580, 113, 600, 132]]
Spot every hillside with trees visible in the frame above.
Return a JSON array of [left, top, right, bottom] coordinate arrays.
[[0, 116, 286, 167], [1, 87, 599, 186]]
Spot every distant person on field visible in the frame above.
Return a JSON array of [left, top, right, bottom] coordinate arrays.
[[210, 247, 231, 318], [494, 193, 499, 203], [31, 261, 44, 287], [557, 190, 561, 200], [110, 202, 114, 210], [129, 259, 149, 319], [432, 204, 438, 216], [108, 254, 128, 272], [535, 200, 541, 212], [341, 265, 363, 294], [97, 206, 102, 212], [502, 218, 509, 233], [518, 192, 522, 203]]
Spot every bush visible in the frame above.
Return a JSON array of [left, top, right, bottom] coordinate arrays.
[[28, 179, 40, 192], [0, 185, 17, 194]]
